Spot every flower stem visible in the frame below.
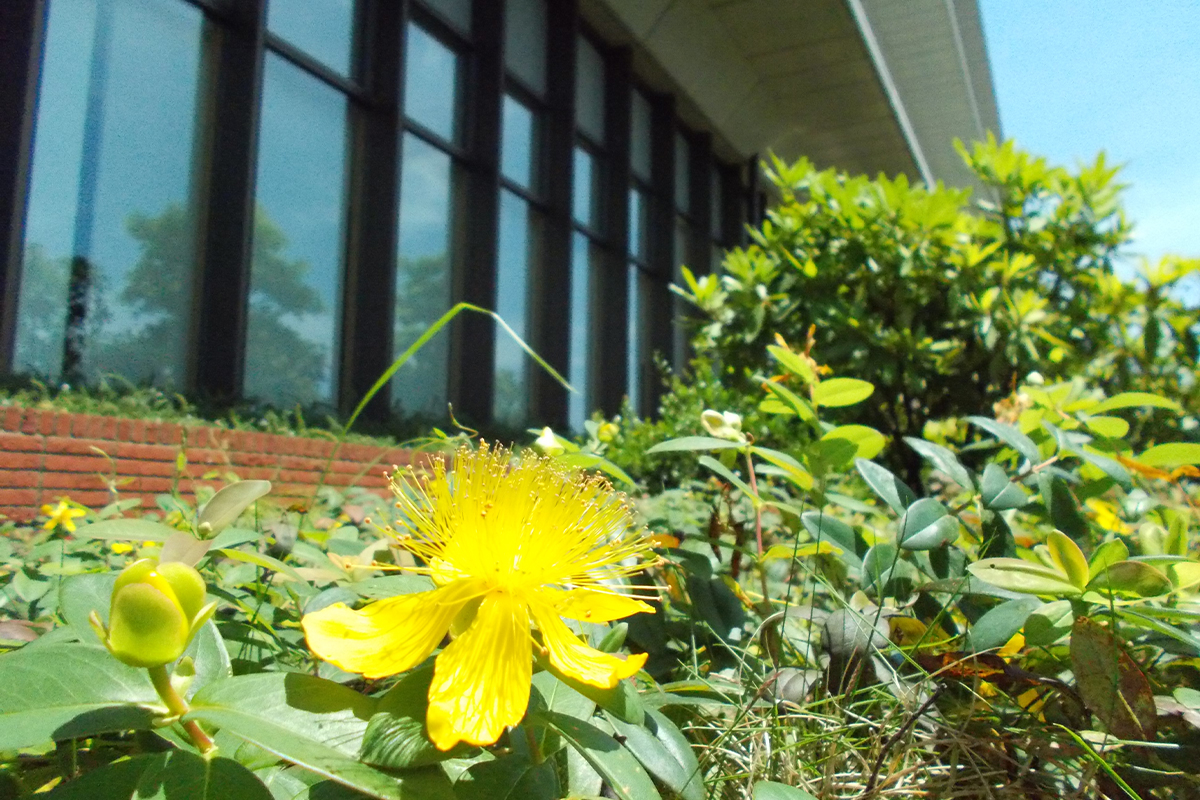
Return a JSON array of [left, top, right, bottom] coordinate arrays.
[[147, 665, 216, 756]]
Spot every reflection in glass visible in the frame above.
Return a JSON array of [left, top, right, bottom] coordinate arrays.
[[575, 36, 605, 143], [15, 0, 202, 387], [267, 0, 354, 76], [404, 23, 459, 143], [675, 132, 691, 212], [572, 147, 597, 229], [244, 55, 348, 406], [568, 232, 595, 430], [394, 134, 455, 417], [631, 91, 652, 183], [419, 0, 471, 36], [626, 266, 644, 413], [501, 95, 536, 192], [628, 188, 648, 262], [494, 190, 542, 425], [504, 0, 546, 95]]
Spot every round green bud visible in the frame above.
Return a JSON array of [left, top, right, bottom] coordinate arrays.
[[155, 562, 208, 623], [107, 582, 190, 668]]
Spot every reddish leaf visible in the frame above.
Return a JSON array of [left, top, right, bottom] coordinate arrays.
[[1070, 617, 1157, 740]]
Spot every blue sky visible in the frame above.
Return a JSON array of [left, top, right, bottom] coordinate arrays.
[[978, 0, 1200, 273]]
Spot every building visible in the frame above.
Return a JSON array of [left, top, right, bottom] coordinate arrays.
[[0, 0, 999, 431]]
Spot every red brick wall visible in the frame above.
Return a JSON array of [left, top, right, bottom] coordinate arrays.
[[0, 406, 412, 521]]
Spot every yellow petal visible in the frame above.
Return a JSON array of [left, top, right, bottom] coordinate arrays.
[[302, 579, 480, 679], [529, 598, 647, 689], [426, 590, 533, 750], [551, 588, 653, 623]]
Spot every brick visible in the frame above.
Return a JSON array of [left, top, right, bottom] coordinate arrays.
[[278, 454, 326, 472], [1, 405, 23, 432], [19, 410, 41, 435], [113, 442, 181, 462], [0, 452, 42, 470], [0, 431, 43, 454], [186, 426, 212, 448], [94, 414, 119, 440], [155, 423, 184, 446], [41, 454, 112, 474], [39, 470, 108, 489], [0, 469, 41, 488], [0, 488, 40, 508], [51, 412, 71, 437], [43, 436, 114, 457], [229, 451, 283, 468]]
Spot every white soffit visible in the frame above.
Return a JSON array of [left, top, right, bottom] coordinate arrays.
[[585, 0, 999, 189]]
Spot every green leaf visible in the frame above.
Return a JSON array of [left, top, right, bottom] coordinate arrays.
[[800, 510, 860, 567], [967, 597, 1041, 652], [760, 381, 816, 422], [1045, 531, 1089, 591], [979, 464, 1029, 510], [1091, 392, 1181, 414], [0, 642, 159, 749], [812, 378, 874, 408], [1083, 415, 1129, 439], [753, 780, 820, 800], [897, 498, 960, 550], [1088, 539, 1130, 582], [187, 674, 449, 800], [767, 345, 816, 385], [647, 436, 744, 454], [750, 446, 813, 490], [216, 549, 306, 583], [533, 711, 660, 800], [1086, 561, 1171, 597], [854, 458, 917, 515], [1024, 600, 1073, 646], [555, 452, 636, 487], [823, 425, 886, 460], [198, 481, 272, 536], [966, 416, 1041, 465], [456, 755, 559, 800], [73, 519, 175, 542], [697, 456, 756, 500], [1138, 442, 1200, 469], [360, 665, 469, 769], [966, 559, 1081, 597], [903, 438, 975, 491], [531, 670, 596, 719], [1037, 474, 1089, 542], [1071, 616, 1157, 740], [605, 709, 704, 800], [45, 751, 272, 800], [539, 659, 644, 725]]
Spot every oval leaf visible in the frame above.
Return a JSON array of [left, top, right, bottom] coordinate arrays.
[[967, 558, 1081, 597], [1091, 392, 1181, 414], [823, 425, 886, 460], [897, 498, 960, 550], [1086, 560, 1171, 597], [1046, 531, 1089, 590], [198, 480, 273, 535], [967, 597, 1041, 652], [1138, 443, 1200, 469], [1071, 617, 1157, 740], [812, 378, 874, 408], [854, 458, 917, 515], [647, 436, 744, 454]]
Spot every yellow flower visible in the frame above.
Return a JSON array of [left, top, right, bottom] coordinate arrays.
[[302, 444, 655, 751], [41, 499, 86, 533]]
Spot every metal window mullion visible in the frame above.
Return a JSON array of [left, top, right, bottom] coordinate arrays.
[[0, 0, 47, 372], [339, 0, 403, 419], [595, 46, 631, 417], [530, 0, 576, 427], [192, 0, 267, 399], [453, 0, 505, 425]]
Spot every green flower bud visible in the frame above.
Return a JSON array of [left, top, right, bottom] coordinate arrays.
[[96, 558, 215, 669]]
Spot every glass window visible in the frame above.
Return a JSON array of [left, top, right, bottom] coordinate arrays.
[[626, 267, 645, 412], [568, 232, 597, 430], [575, 36, 605, 143], [504, 0, 547, 95], [419, 0, 471, 36], [15, 0, 203, 387], [711, 166, 724, 239], [404, 23, 460, 143], [572, 147, 598, 230], [267, 0, 355, 76], [394, 134, 456, 418], [630, 91, 652, 183], [244, 55, 348, 407], [628, 188, 648, 263], [501, 95, 537, 192], [494, 190, 542, 425], [674, 133, 691, 213]]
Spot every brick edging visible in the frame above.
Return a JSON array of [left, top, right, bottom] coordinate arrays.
[[0, 406, 411, 522]]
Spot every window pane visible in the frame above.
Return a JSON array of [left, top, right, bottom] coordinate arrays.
[[245, 55, 348, 406], [268, 0, 354, 76], [15, 0, 202, 387], [501, 94, 536, 192], [626, 266, 644, 413], [418, 0, 471, 35], [404, 23, 460, 143], [575, 36, 605, 143], [394, 134, 456, 417], [504, 0, 546, 95], [568, 232, 595, 430], [711, 166, 724, 238], [494, 190, 542, 425], [628, 188, 648, 263], [675, 132, 691, 213], [630, 91, 652, 182], [572, 147, 598, 229]]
